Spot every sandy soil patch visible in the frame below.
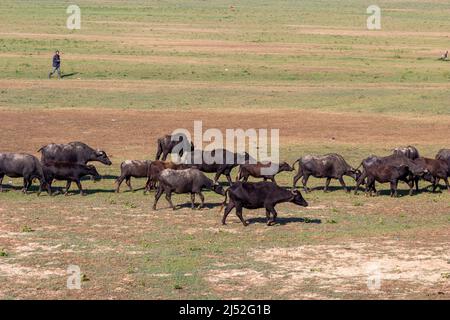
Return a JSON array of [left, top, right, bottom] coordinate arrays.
[[206, 240, 450, 299]]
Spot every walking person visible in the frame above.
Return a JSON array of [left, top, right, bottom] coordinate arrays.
[[48, 50, 61, 78]]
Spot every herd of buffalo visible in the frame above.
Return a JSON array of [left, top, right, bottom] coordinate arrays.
[[1, 136, 449, 226]]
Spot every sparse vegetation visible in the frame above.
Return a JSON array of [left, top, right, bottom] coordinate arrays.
[[0, 0, 449, 300]]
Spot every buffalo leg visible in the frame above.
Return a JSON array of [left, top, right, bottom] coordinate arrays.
[[265, 208, 271, 225], [75, 180, 85, 196], [152, 186, 164, 210], [155, 147, 162, 161], [338, 177, 348, 192], [324, 178, 331, 192], [115, 175, 125, 193], [190, 193, 196, 209], [222, 201, 235, 225], [414, 176, 420, 192], [354, 172, 366, 195], [225, 173, 233, 187], [365, 176, 374, 196], [0, 173, 4, 192], [443, 177, 450, 192], [235, 203, 248, 227], [213, 171, 222, 184], [144, 177, 151, 193], [64, 181, 72, 196], [46, 180, 53, 196], [390, 180, 398, 197], [292, 172, 302, 188], [22, 178, 28, 193], [125, 177, 133, 191], [165, 190, 175, 210], [198, 192, 205, 209], [265, 205, 277, 226], [407, 179, 415, 196], [302, 174, 310, 193], [432, 182, 437, 192]]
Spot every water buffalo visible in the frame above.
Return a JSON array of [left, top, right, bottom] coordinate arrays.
[[152, 168, 225, 210], [38, 142, 112, 166], [436, 149, 450, 167], [43, 162, 100, 196], [155, 134, 194, 161], [236, 161, 293, 184], [292, 153, 360, 193], [220, 181, 308, 226], [354, 154, 427, 196], [0, 153, 49, 195], [115, 160, 152, 193], [393, 145, 420, 160], [186, 149, 251, 186], [145, 160, 193, 192], [413, 157, 449, 192]]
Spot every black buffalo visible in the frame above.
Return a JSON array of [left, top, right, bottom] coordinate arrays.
[[115, 160, 152, 193], [0, 153, 49, 195], [220, 181, 308, 226], [38, 142, 112, 166], [185, 149, 251, 186], [43, 162, 100, 196], [354, 154, 427, 196], [292, 153, 360, 193], [155, 134, 194, 161], [153, 168, 225, 210], [393, 145, 420, 160]]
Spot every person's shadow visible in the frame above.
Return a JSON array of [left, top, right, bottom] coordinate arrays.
[[61, 72, 78, 78]]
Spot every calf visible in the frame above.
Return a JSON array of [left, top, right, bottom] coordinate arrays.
[[186, 149, 251, 186], [363, 164, 415, 197], [153, 168, 225, 210], [115, 160, 152, 193], [413, 157, 449, 192], [292, 153, 360, 193], [43, 162, 100, 196], [0, 153, 49, 195], [220, 181, 308, 226], [236, 161, 293, 184]]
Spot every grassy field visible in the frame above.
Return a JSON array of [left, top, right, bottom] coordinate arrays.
[[0, 0, 449, 299]]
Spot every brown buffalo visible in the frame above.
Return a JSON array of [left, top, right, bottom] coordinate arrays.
[[413, 157, 449, 192], [236, 161, 293, 184]]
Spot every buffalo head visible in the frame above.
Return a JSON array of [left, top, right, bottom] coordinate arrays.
[[211, 182, 225, 196], [348, 168, 362, 181], [290, 189, 308, 207], [279, 161, 294, 173], [94, 150, 112, 166], [86, 165, 101, 181]]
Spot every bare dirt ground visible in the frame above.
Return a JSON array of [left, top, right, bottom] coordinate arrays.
[[1, 108, 449, 159]]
